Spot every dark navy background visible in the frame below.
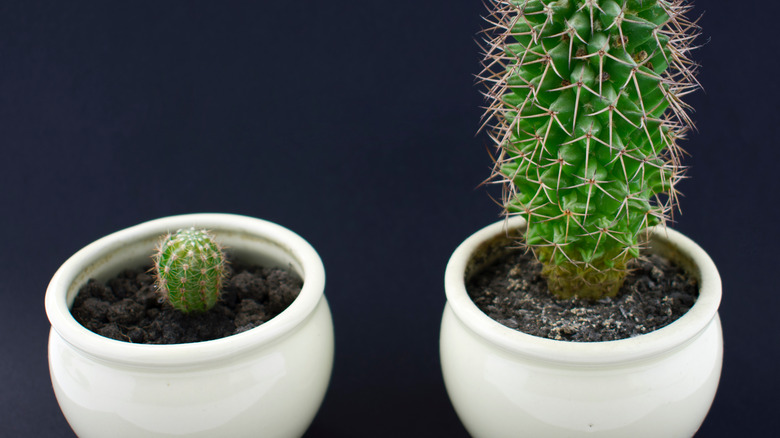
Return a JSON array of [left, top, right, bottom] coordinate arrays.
[[1, 1, 775, 436]]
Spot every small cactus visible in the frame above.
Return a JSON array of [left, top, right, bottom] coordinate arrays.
[[479, 0, 700, 299], [153, 228, 227, 313]]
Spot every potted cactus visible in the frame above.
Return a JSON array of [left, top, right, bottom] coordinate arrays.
[[440, 1, 722, 437], [45, 213, 334, 438], [153, 227, 227, 315]]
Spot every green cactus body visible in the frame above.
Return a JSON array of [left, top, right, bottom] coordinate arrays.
[[153, 228, 226, 313], [480, 0, 698, 299]]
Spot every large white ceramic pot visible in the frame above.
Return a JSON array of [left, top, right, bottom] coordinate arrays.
[[440, 216, 722, 438], [45, 213, 334, 438]]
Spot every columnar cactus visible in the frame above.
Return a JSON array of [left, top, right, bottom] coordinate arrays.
[[153, 228, 227, 313], [480, 0, 699, 299]]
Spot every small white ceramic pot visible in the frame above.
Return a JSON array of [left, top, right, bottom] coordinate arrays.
[[440, 217, 722, 438], [45, 213, 334, 438]]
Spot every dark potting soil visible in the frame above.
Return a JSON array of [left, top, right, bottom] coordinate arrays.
[[467, 251, 698, 342], [71, 257, 302, 344]]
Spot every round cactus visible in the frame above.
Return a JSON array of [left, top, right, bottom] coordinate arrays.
[[480, 0, 699, 299], [153, 227, 227, 313]]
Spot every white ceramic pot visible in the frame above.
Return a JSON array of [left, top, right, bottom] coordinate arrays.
[[45, 213, 334, 438], [440, 217, 722, 438]]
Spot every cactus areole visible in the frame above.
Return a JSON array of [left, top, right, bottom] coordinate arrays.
[[480, 0, 700, 299], [153, 228, 227, 313]]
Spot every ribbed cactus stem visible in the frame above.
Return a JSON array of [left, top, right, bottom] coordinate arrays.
[[153, 228, 226, 313], [480, 0, 699, 299]]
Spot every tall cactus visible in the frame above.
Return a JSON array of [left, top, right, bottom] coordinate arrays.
[[480, 0, 700, 299], [153, 228, 227, 313]]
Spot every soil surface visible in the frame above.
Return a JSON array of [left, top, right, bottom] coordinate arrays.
[[467, 251, 698, 342], [71, 257, 302, 344]]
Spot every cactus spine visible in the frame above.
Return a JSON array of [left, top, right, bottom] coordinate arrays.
[[153, 228, 226, 313], [480, 0, 699, 299]]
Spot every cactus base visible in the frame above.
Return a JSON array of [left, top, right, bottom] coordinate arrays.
[[542, 261, 628, 300]]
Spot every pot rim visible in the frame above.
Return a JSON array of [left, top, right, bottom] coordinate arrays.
[[444, 216, 722, 365], [45, 213, 326, 368]]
